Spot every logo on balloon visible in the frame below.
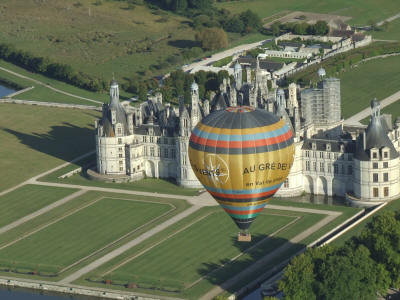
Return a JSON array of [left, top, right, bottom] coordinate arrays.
[[203, 154, 229, 185]]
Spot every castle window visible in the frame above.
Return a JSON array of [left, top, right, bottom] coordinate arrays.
[[171, 149, 176, 159], [327, 153, 331, 159], [118, 138, 122, 144], [120, 167, 123, 171], [383, 151, 388, 159], [373, 162, 378, 169], [348, 165, 352, 175], [334, 164, 338, 174], [119, 154, 123, 158], [373, 173, 378, 182], [150, 137, 154, 143], [150, 147, 155, 157], [313, 162, 317, 171], [372, 152, 377, 159], [320, 152, 324, 159], [334, 153, 338, 159], [305, 151, 310, 157], [119, 147, 122, 152], [384, 187, 389, 197], [373, 188, 379, 197], [284, 178, 289, 188], [306, 161, 310, 171], [384, 173, 388, 182], [164, 149, 168, 158], [119, 160, 123, 165], [133, 168, 135, 173], [328, 164, 331, 173], [117, 127, 122, 135], [384, 162, 388, 168], [312, 151, 316, 158], [320, 162, 324, 172]]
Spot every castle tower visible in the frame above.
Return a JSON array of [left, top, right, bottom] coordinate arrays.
[[353, 99, 400, 202], [276, 88, 286, 109], [190, 81, 200, 129], [234, 61, 242, 91], [287, 82, 298, 116]]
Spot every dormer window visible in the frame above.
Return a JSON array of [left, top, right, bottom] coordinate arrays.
[[371, 150, 378, 159], [326, 143, 331, 151], [383, 151, 388, 159], [312, 142, 316, 150]]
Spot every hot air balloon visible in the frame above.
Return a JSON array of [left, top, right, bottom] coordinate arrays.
[[189, 106, 295, 241]]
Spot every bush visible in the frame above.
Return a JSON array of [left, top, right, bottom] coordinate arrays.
[[195, 27, 228, 51]]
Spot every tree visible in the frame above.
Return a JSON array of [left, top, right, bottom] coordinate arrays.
[[138, 82, 147, 101], [314, 21, 329, 35], [195, 27, 228, 51], [239, 9, 262, 32], [172, 0, 187, 12], [293, 22, 308, 35], [279, 251, 316, 300], [224, 16, 245, 33], [270, 22, 280, 36]]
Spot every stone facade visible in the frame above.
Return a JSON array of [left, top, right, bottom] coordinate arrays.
[[95, 67, 400, 205]]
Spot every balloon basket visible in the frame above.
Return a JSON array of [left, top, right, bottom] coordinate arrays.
[[238, 232, 251, 242]]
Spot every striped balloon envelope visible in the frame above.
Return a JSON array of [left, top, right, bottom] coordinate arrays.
[[189, 106, 295, 239]]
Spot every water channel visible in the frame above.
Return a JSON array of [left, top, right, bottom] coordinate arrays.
[[0, 83, 16, 98]]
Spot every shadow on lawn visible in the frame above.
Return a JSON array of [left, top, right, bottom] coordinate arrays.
[[3, 122, 95, 163], [197, 234, 305, 296]]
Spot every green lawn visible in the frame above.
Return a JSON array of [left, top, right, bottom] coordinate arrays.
[[372, 18, 400, 41], [82, 206, 336, 298], [216, 0, 400, 26], [106, 211, 297, 292], [0, 198, 172, 273], [0, 103, 100, 192], [0, 59, 110, 104], [0, 185, 76, 228], [339, 55, 400, 119]]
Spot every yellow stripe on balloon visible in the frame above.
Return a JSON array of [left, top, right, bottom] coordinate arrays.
[[197, 119, 285, 135]]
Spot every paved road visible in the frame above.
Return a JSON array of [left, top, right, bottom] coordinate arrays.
[[181, 39, 269, 73], [0, 66, 102, 104], [0, 189, 87, 235], [59, 205, 201, 284], [200, 207, 341, 300], [377, 12, 400, 26]]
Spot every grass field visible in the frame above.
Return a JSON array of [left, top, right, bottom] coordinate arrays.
[[216, 0, 400, 26], [0, 103, 100, 192], [338, 55, 400, 119], [0, 197, 172, 273], [0, 59, 111, 104], [0, 0, 196, 82], [81, 205, 355, 298], [0, 185, 76, 228], [372, 18, 400, 41]]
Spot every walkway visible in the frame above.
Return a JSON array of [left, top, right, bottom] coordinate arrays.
[[345, 90, 400, 124], [0, 66, 102, 104], [199, 207, 341, 300], [377, 12, 400, 26]]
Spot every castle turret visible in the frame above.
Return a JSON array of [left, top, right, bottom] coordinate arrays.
[[190, 81, 200, 129], [234, 61, 242, 91]]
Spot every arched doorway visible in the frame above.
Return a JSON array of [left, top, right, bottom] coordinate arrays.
[[316, 176, 328, 195], [145, 160, 155, 177], [304, 175, 314, 194]]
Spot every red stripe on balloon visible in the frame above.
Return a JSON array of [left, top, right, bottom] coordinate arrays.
[[190, 130, 292, 149], [209, 188, 279, 199], [223, 207, 265, 215]]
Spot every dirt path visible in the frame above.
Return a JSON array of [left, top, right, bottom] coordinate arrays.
[[377, 12, 400, 26], [0, 66, 102, 104]]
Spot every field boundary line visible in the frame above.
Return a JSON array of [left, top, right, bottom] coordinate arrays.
[[0, 190, 87, 236], [186, 214, 302, 290], [59, 205, 201, 284], [0, 196, 103, 251], [58, 198, 178, 275], [102, 210, 215, 276]]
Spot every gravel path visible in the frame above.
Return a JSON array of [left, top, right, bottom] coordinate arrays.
[[59, 205, 201, 284]]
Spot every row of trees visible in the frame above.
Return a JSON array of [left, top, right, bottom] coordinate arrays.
[[270, 20, 330, 37], [279, 210, 400, 299], [0, 43, 105, 91]]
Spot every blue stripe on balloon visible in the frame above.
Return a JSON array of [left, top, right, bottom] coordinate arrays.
[[192, 124, 289, 142], [203, 182, 282, 195], [219, 203, 267, 211]]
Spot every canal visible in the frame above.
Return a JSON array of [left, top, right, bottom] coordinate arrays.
[[0, 83, 16, 98]]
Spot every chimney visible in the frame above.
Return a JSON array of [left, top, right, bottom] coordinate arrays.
[[363, 131, 366, 150]]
